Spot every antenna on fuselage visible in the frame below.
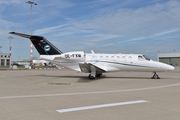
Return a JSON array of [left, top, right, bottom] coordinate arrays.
[[91, 50, 95, 54]]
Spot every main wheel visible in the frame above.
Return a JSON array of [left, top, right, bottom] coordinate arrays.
[[88, 74, 95, 80]]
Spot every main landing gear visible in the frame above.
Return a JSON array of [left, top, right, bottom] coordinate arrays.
[[151, 72, 160, 79], [89, 74, 95, 79], [88, 73, 102, 80], [88, 65, 103, 80]]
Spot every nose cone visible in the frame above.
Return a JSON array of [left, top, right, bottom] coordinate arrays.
[[163, 64, 175, 71], [153, 61, 175, 72]]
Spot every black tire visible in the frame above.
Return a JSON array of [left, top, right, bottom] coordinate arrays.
[[88, 74, 95, 80], [153, 74, 160, 79]]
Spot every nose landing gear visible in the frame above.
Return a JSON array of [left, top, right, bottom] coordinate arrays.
[[151, 72, 160, 79]]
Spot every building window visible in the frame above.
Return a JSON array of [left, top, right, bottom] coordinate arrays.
[[6, 59, 10, 66], [1, 59, 5, 66]]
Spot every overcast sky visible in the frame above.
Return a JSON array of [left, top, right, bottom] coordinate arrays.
[[0, 0, 180, 61]]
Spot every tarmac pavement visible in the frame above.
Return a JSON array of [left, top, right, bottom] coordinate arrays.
[[0, 68, 180, 120]]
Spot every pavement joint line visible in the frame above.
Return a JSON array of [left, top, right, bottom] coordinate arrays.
[[45, 82, 73, 85], [0, 82, 180, 100], [56, 100, 148, 113], [31, 77, 61, 85]]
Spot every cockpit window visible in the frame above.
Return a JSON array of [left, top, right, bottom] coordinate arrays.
[[143, 55, 150, 61], [138, 55, 144, 61]]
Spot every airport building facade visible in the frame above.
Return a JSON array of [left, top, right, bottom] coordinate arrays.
[[158, 53, 180, 66], [0, 53, 10, 66]]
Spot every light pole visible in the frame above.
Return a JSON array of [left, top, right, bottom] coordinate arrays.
[[26, 0, 37, 58], [0, 46, 2, 53], [8, 36, 13, 68]]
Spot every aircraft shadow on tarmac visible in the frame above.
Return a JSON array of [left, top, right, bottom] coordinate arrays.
[[32, 74, 152, 83]]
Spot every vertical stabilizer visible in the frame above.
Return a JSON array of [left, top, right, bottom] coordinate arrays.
[[9, 32, 63, 55]]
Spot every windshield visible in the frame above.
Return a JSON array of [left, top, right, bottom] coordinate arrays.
[[138, 55, 144, 61], [143, 55, 150, 61]]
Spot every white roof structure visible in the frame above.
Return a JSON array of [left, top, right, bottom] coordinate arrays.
[[158, 53, 180, 58]]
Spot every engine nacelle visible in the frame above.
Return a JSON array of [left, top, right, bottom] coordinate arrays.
[[60, 51, 85, 61]]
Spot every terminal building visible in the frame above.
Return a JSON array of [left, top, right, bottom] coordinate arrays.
[[158, 53, 180, 66], [0, 53, 10, 66]]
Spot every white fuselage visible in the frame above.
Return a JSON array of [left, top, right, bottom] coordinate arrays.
[[39, 51, 174, 73], [9, 32, 175, 79]]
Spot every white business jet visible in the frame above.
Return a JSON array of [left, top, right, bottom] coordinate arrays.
[[10, 32, 174, 79]]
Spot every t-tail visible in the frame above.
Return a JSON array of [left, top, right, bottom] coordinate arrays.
[[9, 32, 63, 55]]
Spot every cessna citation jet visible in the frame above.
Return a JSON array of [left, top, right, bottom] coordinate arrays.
[[10, 32, 174, 79]]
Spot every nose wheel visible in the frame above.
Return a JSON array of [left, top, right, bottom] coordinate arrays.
[[151, 72, 160, 79]]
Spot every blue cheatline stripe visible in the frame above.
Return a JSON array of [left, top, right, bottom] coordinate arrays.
[[56, 100, 148, 113]]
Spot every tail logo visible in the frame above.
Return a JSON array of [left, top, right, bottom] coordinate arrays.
[[44, 45, 50, 52]]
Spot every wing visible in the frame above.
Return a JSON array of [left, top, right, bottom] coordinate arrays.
[[78, 63, 106, 74]]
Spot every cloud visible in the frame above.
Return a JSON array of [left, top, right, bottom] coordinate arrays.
[[0, 19, 22, 29], [33, 24, 96, 38], [72, 0, 180, 36], [34, 24, 69, 35], [84, 34, 121, 42], [39, 0, 74, 9], [117, 28, 180, 44], [118, 37, 146, 43], [32, 0, 180, 53], [152, 29, 180, 37], [101, 43, 114, 47], [0, 0, 21, 5]]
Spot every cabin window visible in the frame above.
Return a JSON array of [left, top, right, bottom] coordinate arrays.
[[122, 56, 125, 60], [128, 56, 132, 60], [116, 56, 120, 61], [105, 56, 109, 60], [138, 55, 144, 61], [111, 56, 114, 61]]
